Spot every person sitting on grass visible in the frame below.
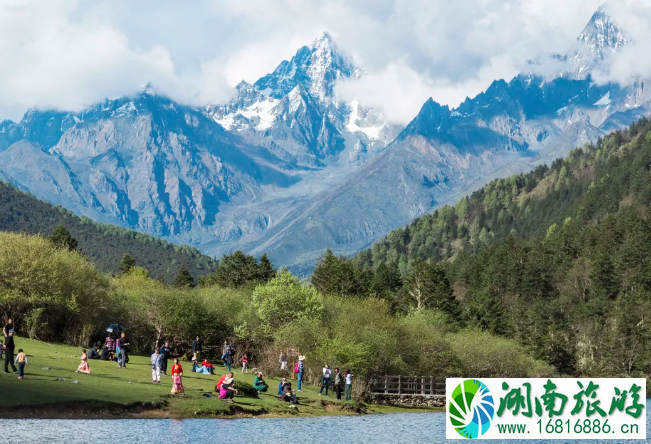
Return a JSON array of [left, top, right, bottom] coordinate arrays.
[[278, 378, 297, 403], [253, 372, 268, 393], [219, 374, 238, 403], [201, 359, 215, 374], [216, 372, 228, 392], [88, 344, 100, 360], [171, 358, 184, 395], [76, 349, 92, 374], [15, 348, 28, 379], [151, 348, 163, 384]]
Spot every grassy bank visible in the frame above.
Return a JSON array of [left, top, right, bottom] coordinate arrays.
[[0, 337, 439, 418]]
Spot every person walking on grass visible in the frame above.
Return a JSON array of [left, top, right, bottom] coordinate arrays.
[[253, 372, 268, 393], [241, 352, 249, 373], [117, 332, 130, 369], [319, 364, 331, 397], [159, 341, 170, 375], [15, 348, 28, 379], [221, 341, 231, 366], [333, 367, 344, 400], [75, 349, 91, 374], [224, 346, 234, 372], [3, 330, 17, 374], [171, 358, 184, 395], [345, 369, 353, 401], [151, 348, 163, 384], [296, 355, 305, 391], [192, 336, 202, 362]]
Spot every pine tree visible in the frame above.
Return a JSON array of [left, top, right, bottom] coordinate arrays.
[[212, 250, 260, 287], [370, 262, 401, 295], [311, 249, 340, 295], [257, 254, 276, 282], [120, 253, 136, 274], [174, 264, 195, 288], [48, 225, 78, 251], [402, 260, 461, 320]]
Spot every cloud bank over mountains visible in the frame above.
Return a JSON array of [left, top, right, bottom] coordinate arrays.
[[0, 0, 648, 123]]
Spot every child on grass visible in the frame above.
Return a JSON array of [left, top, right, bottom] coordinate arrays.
[[15, 349, 28, 379]]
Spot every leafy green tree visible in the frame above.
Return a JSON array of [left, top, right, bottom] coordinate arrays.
[[252, 270, 324, 332], [174, 264, 195, 288], [120, 253, 136, 274], [48, 224, 78, 251]]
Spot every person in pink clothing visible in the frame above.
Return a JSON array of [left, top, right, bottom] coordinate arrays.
[[76, 349, 91, 374], [219, 373, 238, 403]]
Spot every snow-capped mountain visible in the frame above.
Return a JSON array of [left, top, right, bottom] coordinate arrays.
[[208, 32, 400, 167], [567, 5, 629, 79], [239, 5, 651, 271], [0, 6, 648, 273]]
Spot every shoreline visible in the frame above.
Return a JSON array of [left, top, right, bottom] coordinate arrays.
[[0, 399, 443, 420]]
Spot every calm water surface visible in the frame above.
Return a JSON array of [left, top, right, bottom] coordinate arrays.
[[4, 404, 650, 444]]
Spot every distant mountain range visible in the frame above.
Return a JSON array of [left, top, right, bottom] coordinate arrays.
[[0, 6, 648, 272]]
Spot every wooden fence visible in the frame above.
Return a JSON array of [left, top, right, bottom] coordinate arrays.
[[370, 376, 445, 396]]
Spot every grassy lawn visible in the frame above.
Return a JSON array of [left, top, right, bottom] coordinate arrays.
[[0, 337, 437, 418]]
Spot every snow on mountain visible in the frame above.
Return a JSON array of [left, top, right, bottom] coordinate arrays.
[[0, 6, 649, 274], [567, 4, 629, 79], [207, 32, 398, 167]]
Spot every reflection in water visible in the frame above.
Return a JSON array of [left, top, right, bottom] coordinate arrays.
[[4, 401, 650, 444]]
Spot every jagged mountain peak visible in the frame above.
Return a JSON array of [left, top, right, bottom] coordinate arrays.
[[567, 4, 629, 79], [310, 31, 335, 50], [578, 4, 628, 57], [253, 32, 359, 101]]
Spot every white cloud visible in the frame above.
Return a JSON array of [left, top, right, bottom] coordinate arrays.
[[0, 0, 647, 124]]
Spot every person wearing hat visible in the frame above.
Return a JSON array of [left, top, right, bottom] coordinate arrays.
[[3, 329, 17, 373], [253, 372, 268, 393], [296, 355, 305, 391], [218, 374, 238, 403]]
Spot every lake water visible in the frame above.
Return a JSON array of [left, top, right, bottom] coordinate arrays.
[[3, 405, 649, 443]]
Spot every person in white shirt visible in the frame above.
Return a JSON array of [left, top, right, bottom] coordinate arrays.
[[319, 364, 332, 397], [345, 369, 354, 400]]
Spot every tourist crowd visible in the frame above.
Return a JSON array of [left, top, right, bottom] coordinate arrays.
[[2, 318, 355, 405]]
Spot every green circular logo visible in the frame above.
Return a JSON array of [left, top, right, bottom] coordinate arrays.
[[448, 379, 495, 439]]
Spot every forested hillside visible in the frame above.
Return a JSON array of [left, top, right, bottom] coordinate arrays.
[[311, 117, 651, 380], [0, 181, 218, 281], [355, 117, 651, 272]]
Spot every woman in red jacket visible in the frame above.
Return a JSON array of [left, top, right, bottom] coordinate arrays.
[[170, 359, 184, 395]]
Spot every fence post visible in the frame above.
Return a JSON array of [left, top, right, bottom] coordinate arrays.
[[430, 376, 435, 395], [421, 376, 425, 395], [384, 375, 388, 394], [398, 375, 402, 395]]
